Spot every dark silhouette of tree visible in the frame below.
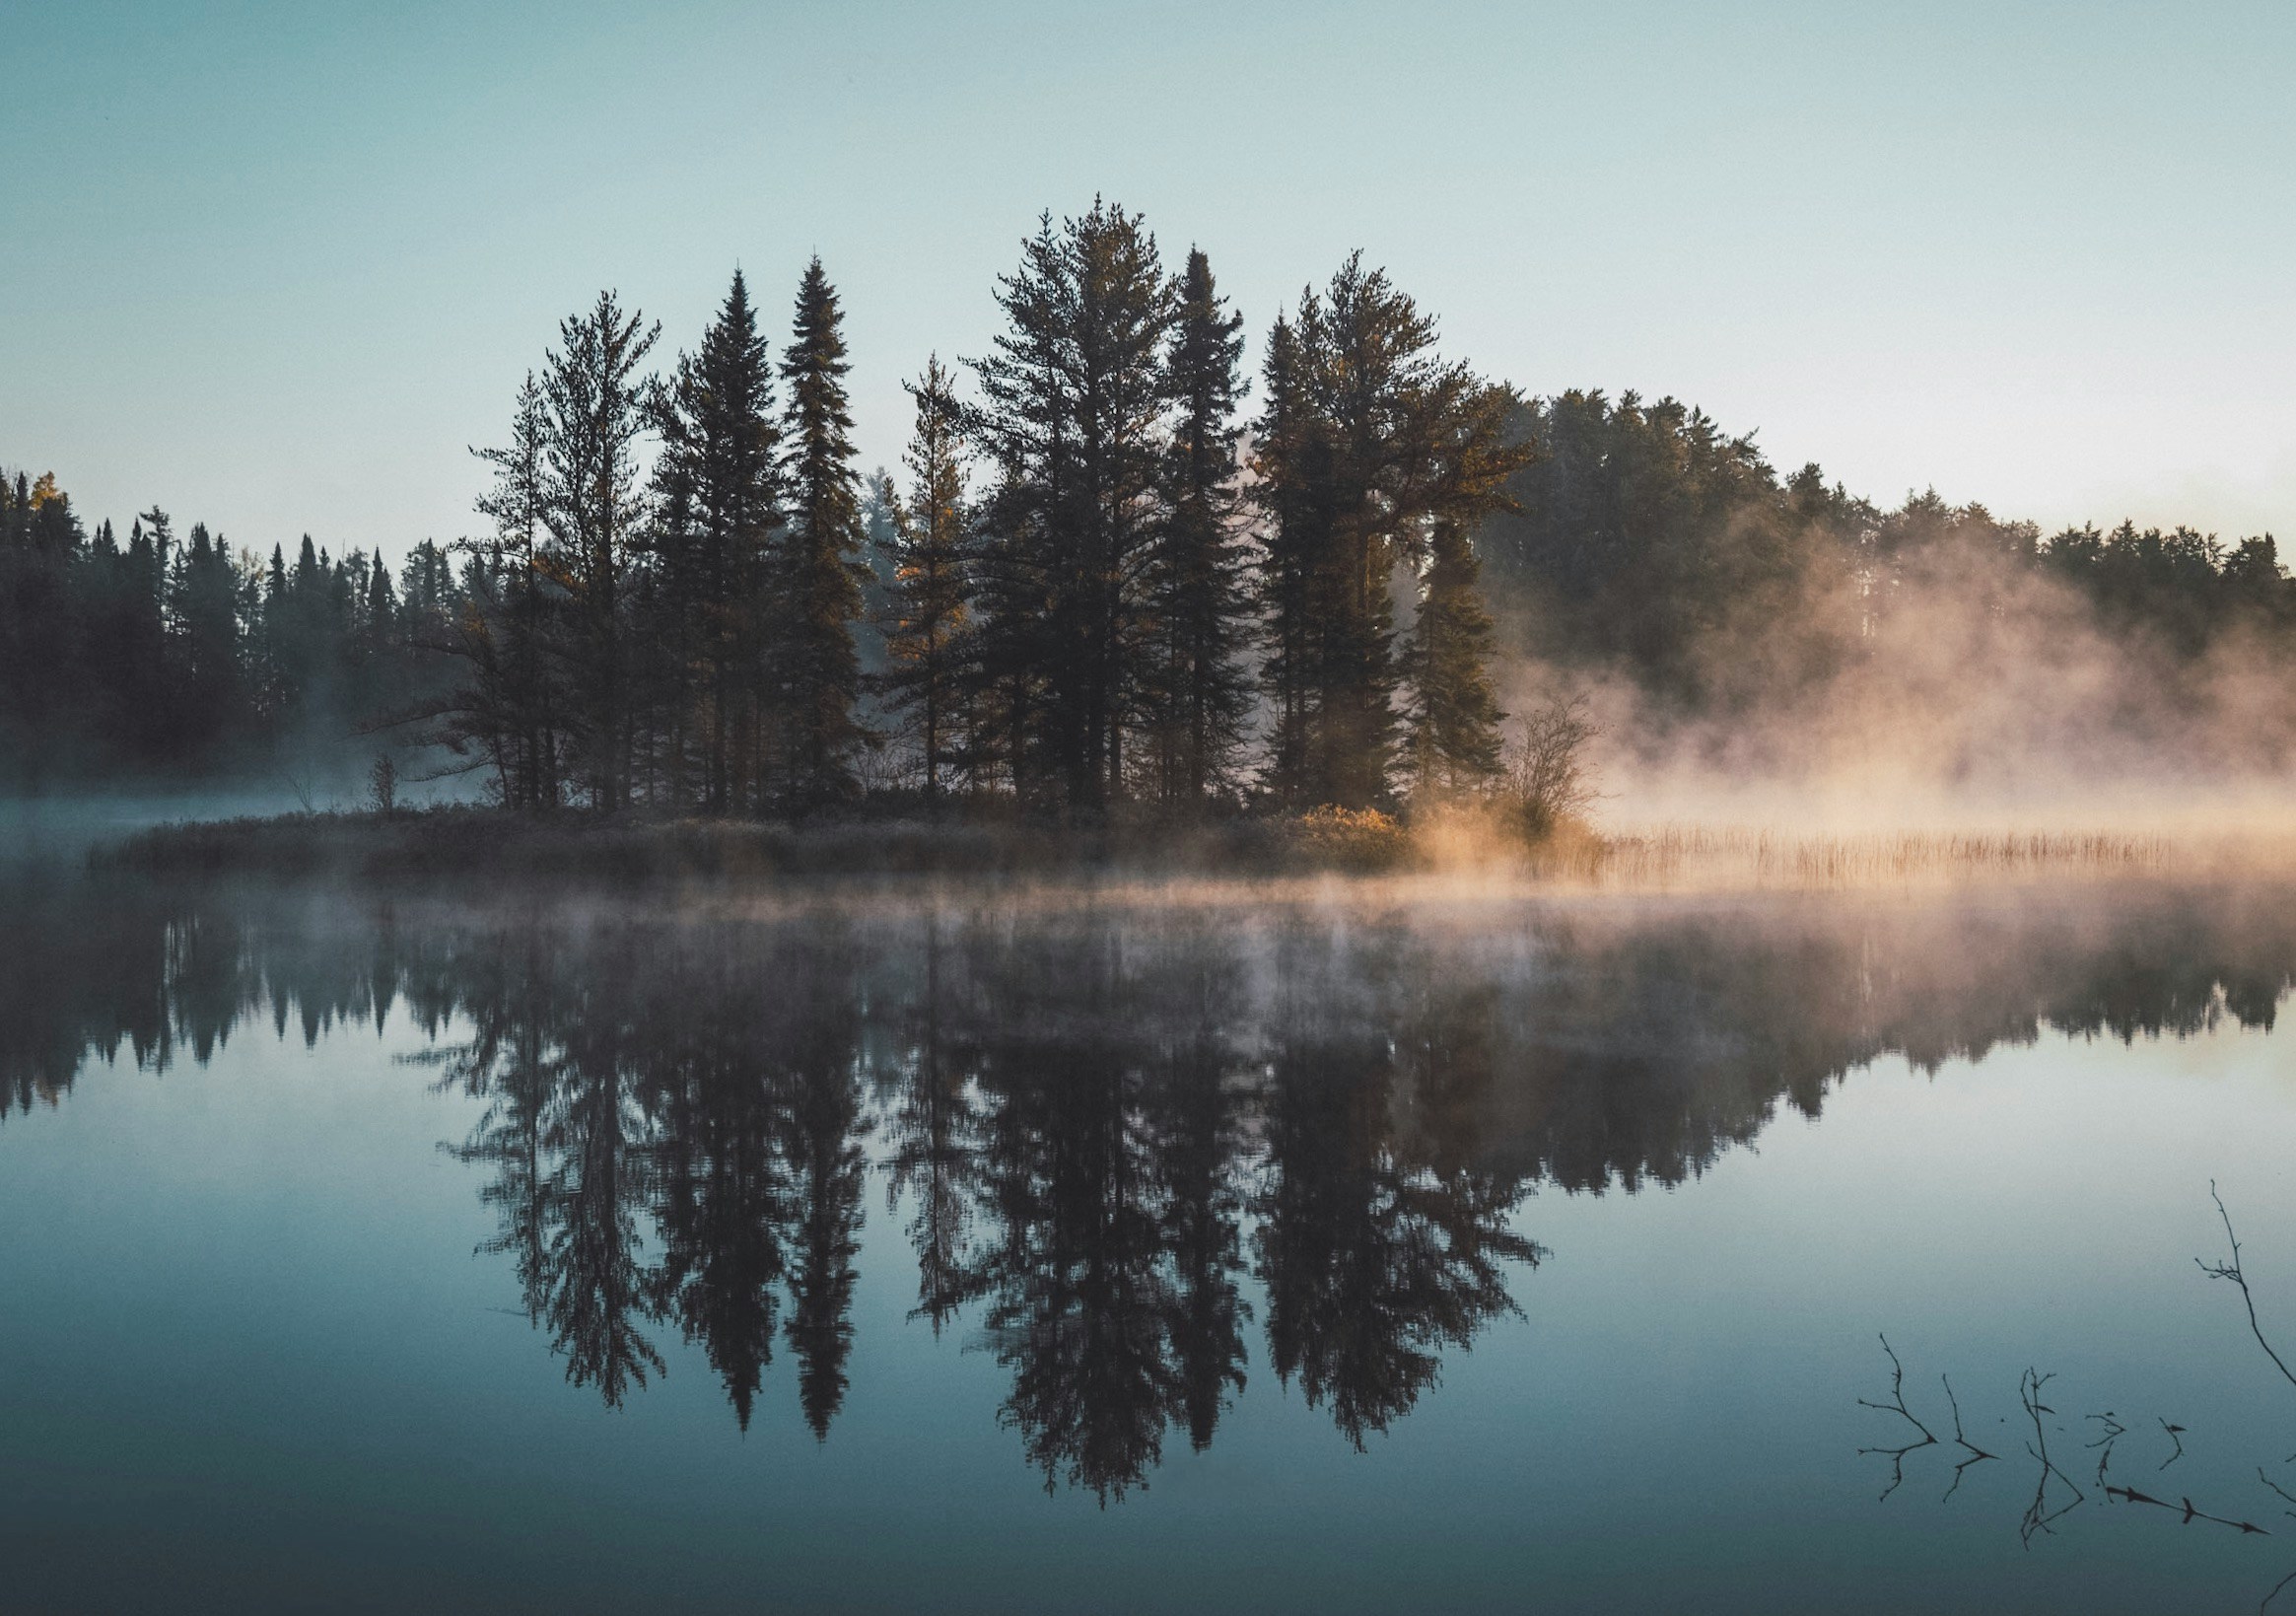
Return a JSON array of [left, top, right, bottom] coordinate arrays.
[[882, 356, 975, 807], [650, 268, 784, 814], [1142, 246, 1252, 806], [538, 292, 660, 811], [780, 1040, 868, 1438], [1250, 255, 1526, 808], [1403, 520, 1506, 795], [646, 949, 791, 1432], [970, 202, 1176, 812], [883, 915, 982, 1333], [455, 372, 564, 808], [773, 258, 870, 809]]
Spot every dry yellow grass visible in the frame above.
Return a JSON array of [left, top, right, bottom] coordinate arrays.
[[1544, 823, 2177, 890]]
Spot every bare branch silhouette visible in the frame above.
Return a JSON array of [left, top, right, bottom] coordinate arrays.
[[2199, 1181, 2296, 1394], [2102, 1484, 2268, 1535], [2258, 1467, 2296, 1519], [1941, 1373, 1997, 1500], [2019, 1368, 2086, 1546], [1857, 1334, 1938, 1501], [2089, 1411, 2127, 1487]]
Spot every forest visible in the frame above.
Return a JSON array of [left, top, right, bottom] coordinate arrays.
[[5, 199, 2292, 816]]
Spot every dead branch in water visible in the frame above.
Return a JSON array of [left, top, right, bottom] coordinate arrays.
[[2102, 1484, 2268, 1535], [1856, 1334, 1937, 1501], [2019, 1368, 2087, 1546], [2199, 1181, 2296, 1395]]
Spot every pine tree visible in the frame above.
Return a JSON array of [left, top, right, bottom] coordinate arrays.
[[773, 258, 870, 809], [171, 521, 244, 759], [884, 356, 974, 808], [1253, 316, 1322, 806], [471, 373, 560, 809], [117, 510, 172, 764], [538, 293, 659, 811], [1145, 247, 1250, 805], [1252, 255, 1527, 808], [971, 201, 1176, 812], [1404, 522, 1505, 795], [653, 268, 781, 812]]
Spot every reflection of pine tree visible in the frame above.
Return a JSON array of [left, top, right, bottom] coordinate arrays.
[[950, 925, 1236, 1501], [1149, 952, 1250, 1451], [1254, 949, 1541, 1447], [884, 919, 981, 1334], [649, 952, 790, 1432], [442, 942, 566, 1342], [780, 992, 869, 1440], [540, 1016, 664, 1407], [972, 1042, 1179, 1502]]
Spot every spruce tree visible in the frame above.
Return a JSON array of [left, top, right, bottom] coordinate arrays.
[[1145, 247, 1250, 805], [971, 201, 1176, 811], [456, 373, 562, 808], [654, 268, 781, 812], [1404, 522, 1505, 795], [1252, 316, 1321, 806], [171, 521, 244, 757], [884, 356, 974, 808], [773, 258, 870, 809], [538, 292, 659, 811], [1252, 255, 1527, 808]]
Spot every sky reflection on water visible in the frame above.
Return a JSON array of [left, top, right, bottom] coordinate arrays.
[[5, 878, 2296, 1613]]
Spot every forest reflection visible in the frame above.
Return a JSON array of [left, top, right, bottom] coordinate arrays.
[[5, 879, 2292, 1501]]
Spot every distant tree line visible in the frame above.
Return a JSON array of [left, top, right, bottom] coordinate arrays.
[[0, 467, 458, 789], [7, 202, 2292, 806], [1481, 390, 2296, 734]]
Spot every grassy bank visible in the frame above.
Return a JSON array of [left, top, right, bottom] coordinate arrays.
[[89, 804, 1441, 884], [87, 804, 2208, 893]]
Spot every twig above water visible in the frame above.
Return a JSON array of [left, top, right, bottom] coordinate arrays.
[[2102, 1484, 2268, 1535], [2199, 1180, 2296, 1394], [1857, 1334, 1937, 1502]]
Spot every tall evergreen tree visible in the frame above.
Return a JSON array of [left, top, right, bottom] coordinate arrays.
[[653, 268, 782, 812], [171, 521, 244, 757], [1403, 521, 1505, 794], [474, 373, 561, 808], [1253, 316, 1322, 806], [539, 292, 660, 811], [773, 258, 870, 809], [1144, 247, 1250, 805], [883, 356, 974, 808], [971, 201, 1176, 812], [1251, 255, 1525, 808]]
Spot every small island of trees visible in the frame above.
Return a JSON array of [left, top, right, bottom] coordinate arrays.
[[7, 196, 2294, 867]]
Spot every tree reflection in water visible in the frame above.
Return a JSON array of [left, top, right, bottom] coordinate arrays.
[[8, 878, 2295, 1499]]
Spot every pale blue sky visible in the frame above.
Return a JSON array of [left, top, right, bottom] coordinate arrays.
[[6, 1, 2292, 560]]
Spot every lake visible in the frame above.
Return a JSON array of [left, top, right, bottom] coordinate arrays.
[[6, 874, 2296, 1613]]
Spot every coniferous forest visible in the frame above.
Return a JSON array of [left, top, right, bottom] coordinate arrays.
[[6, 200, 2292, 814]]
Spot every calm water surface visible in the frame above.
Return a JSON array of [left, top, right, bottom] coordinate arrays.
[[6, 876, 2296, 1613]]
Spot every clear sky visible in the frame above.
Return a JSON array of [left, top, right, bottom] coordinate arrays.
[[7, 0, 2292, 561]]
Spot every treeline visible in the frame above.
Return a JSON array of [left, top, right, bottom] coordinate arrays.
[[0, 469, 460, 788], [2, 203, 1524, 813], [1482, 389, 2296, 723], [11, 201, 2294, 805]]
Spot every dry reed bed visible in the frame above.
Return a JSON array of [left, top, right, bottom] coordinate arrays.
[[1533, 825, 2181, 890]]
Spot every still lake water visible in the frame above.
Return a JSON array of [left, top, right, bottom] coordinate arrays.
[[6, 874, 2296, 1613]]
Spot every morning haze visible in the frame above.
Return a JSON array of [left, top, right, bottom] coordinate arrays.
[[7, 8, 2296, 1616]]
